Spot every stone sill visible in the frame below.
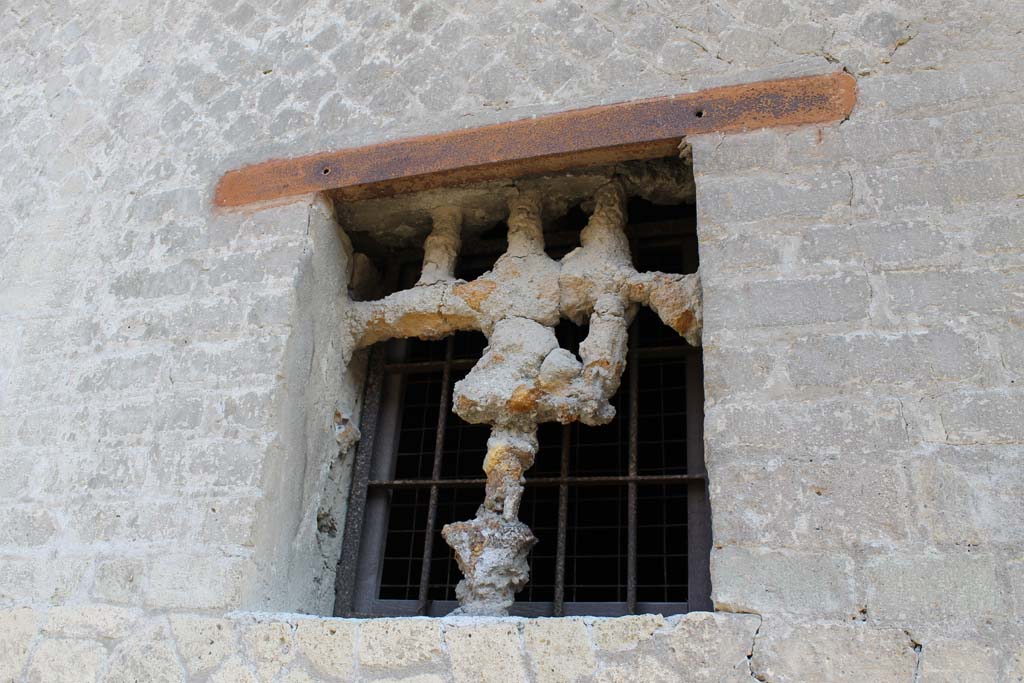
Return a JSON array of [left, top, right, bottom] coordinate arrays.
[[2, 605, 760, 682]]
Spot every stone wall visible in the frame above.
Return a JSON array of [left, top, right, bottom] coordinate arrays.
[[1, 0, 1022, 680]]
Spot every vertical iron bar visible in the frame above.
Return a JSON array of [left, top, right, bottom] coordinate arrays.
[[685, 351, 713, 610], [627, 321, 639, 614], [416, 337, 455, 614], [553, 423, 571, 616], [333, 346, 387, 616]]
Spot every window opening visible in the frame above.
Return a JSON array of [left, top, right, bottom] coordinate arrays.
[[335, 176, 710, 617]]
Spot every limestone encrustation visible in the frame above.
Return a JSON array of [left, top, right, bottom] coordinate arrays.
[[348, 179, 702, 615]]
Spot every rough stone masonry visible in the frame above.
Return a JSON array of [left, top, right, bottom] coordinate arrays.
[[1, 0, 1022, 681]]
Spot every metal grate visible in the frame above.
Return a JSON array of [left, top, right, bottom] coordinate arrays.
[[335, 209, 711, 618]]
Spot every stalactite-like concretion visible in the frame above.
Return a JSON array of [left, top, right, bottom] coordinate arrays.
[[346, 181, 702, 616]]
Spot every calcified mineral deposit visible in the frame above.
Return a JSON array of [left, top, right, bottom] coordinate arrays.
[[349, 179, 702, 615]]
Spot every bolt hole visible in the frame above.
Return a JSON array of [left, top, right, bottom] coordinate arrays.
[[695, 110, 705, 118], [322, 167, 331, 175]]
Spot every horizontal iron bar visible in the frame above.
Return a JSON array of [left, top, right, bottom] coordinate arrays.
[[215, 72, 855, 207], [358, 599, 689, 618], [368, 474, 704, 489], [383, 344, 695, 374]]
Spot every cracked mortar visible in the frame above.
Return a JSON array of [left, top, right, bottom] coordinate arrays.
[[341, 162, 702, 615]]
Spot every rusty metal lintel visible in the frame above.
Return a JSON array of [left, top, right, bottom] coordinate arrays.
[[214, 72, 855, 208]]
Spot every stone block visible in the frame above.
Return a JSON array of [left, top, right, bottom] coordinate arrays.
[[1000, 328, 1024, 377], [707, 274, 870, 330], [784, 330, 983, 388], [923, 389, 1024, 445], [594, 658, 679, 683], [101, 625, 185, 683], [197, 496, 259, 547], [865, 551, 1001, 622], [153, 439, 264, 491], [591, 614, 666, 652], [209, 656, 260, 683], [919, 638, 1000, 683], [970, 211, 1024, 256], [1008, 558, 1024, 621], [904, 445, 1024, 546], [706, 397, 909, 459], [0, 608, 38, 683], [662, 612, 760, 681], [857, 63, 1016, 117], [144, 554, 247, 610], [169, 615, 237, 677], [885, 269, 1024, 320], [865, 158, 1024, 215], [0, 454, 37, 499], [712, 547, 856, 617], [522, 618, 595, 683], [42, 605, 140, 640], [696, 233, 786, 277], [751, 623, 917, 683], [64, 498, 193, 545], [711, 458, 912, 548], [166, 335, 287, 388], [0, 506, 57, 547], [92, 556, 145, 605], [27, 638, 107, 683], [698, 169, 852, 225], [240, 618, 296, 681], [358, 618, 442, 672], [702, 344, 775, 398], [294, 618, 357, 680], [74, 351, 167, 394], [0, 554, 89, 608], [111, 260, 203, 300], [800, 219, 955, 271], [444, 621, 528, 683]]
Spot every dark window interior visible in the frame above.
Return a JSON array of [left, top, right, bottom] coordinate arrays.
[[335, 197, 711, 617]]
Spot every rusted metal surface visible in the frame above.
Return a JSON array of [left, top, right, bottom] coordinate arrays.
[[366, 474, 706, 488], [215, 72, 855, 208], [416, 337, 455, 615], [333, 346, 386, 617], [626, 323, 639, 614], [553, 424, 571, 617]]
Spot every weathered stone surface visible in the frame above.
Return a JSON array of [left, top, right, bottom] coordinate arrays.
[[208, 656, 260, 683], [662, 612, 760, 681], [711, 458, 912, 549], [241, 619, 297, 681], [0, 609, 38, 683], [706, 274, 871, 329], [444, 622, 528, 683], [919, 638, 1000, 683], [712, 547, 856, 617], [101, 625, 185, 683], [523, 618, 595, 683], [864, 552, 1001, 623], [358, 618, 442, 672], [91, 557, 145, 605], [591, 614, 666, 652], [170, 615, 237, 677], [294, 619, 357, 680], [750, 623, 917, 683], [26, 639, 107, 683]]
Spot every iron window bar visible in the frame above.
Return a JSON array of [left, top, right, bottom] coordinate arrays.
[[336, 217, 711, 618]]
